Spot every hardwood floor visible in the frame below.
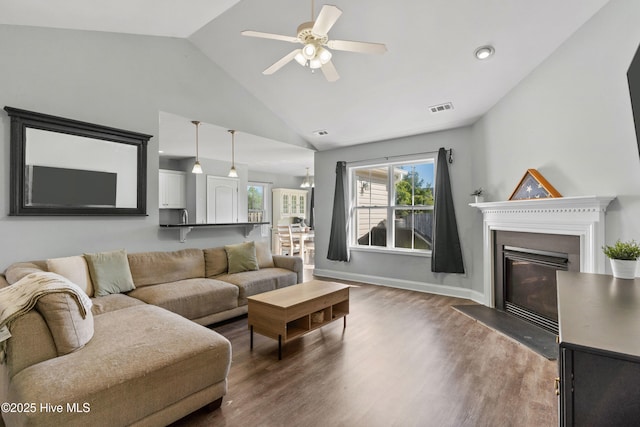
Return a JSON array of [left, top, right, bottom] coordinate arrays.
[[172, 279, 558, 427]]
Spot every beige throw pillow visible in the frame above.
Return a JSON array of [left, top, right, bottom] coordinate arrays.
[[254, 241, 275, 268], [36, 293, 94, 356], [225, 242, 259, 274], [84, 249, 135, 297], [204, 247, 228, 277], [47, 255, 94, 297]]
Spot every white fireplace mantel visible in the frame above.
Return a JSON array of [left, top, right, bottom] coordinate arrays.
[[472, 195, 616, 307]]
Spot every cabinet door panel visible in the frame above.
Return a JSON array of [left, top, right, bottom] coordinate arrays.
[[572, 349, 640, 425]]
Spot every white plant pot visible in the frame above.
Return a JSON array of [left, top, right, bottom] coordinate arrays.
[[610, 259, 638, 279], [474, 195, 484, 204]]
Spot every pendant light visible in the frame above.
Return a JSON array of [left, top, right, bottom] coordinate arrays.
[[300, 167, 312, 188], [191, 120, 203, 174], [228, 130, 238, 178]]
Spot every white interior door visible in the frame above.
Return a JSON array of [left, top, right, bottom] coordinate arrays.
[[206, 176, 238, 223]]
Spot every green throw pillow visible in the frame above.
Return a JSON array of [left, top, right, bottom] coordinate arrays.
[[84, 249, 136, 297], [225, 242, 259, 274]]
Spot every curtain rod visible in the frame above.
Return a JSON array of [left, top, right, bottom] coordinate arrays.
[[347, 148, 453, 166]]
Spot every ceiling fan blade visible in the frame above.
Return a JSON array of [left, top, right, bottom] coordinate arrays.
[[327, 39, 387, 54], [263, 49, 301, 75], [312, 5, 342, 37], [321, 60, 340, 82], [241, 30, 299, 44]]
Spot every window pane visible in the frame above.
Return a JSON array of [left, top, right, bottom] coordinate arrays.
[[355, 167, 389, 207], [248, 184, 265, 223], [394, 209, 432, 250], [395, 163, 434, 207], [247, 185, 264, 210], [356, 207, 387, 247]]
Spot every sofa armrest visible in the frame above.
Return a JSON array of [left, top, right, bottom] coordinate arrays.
[[272, 255, 303, 283]]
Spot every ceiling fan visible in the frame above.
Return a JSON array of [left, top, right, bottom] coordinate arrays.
[[241, 1, 387, 82]]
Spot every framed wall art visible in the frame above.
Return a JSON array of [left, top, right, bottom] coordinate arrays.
[[508, 169, 562, 201]]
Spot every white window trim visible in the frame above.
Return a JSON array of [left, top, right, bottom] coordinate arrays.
[[347, 153, 436, 255]]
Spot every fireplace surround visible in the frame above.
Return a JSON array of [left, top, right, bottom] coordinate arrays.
[[473, 196, 615, 309]]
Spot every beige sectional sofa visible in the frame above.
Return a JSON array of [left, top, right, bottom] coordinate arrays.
[[0, 242, 303, 426]]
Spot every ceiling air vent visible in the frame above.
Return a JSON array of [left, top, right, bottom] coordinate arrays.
[[313, 130, 329, 136], [429, 102, 454, 114]]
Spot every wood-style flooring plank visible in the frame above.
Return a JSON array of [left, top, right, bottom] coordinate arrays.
[[171, 280, 557, 427]]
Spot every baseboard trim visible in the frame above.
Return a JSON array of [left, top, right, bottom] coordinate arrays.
[[313, 268, 486, 304]]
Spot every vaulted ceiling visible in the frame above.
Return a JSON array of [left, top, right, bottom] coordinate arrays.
[[0, 0, 611, 174]]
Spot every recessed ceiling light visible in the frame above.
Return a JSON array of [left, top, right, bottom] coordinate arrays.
[[474, 45, 495, 60], [158, 150, 164, 153], [313, 130, 329, 136]]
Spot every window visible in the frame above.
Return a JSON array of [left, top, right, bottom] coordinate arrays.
[[350, 156, 435, 253], [247, 184, 265, 222]]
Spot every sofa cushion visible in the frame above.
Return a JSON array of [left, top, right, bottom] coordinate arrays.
[[216, 268, 298, 306], [5, 305, 231, 427], [36, 293, 94, 356], [91, 294, 146, 316], [47, 255, 94, 297], [255, 240, 275, 268], [4, 262, 47, 285], [225, 242, 259, 274], [84, 249, 136, 297], [126, 278, 238, 321], [204, 247, 228, 277], [128, 249, 205, 287], [5, 310, 58, 378]]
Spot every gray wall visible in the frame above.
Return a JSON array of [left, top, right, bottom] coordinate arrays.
[[314, 127, 481, 301], [314, 0, 640, 300], [0, 24, 304, 266], [472, 0, 640, 276]]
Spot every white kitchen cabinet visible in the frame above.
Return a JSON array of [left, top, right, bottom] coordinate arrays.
[[272, 188, 308, 225], [159, 169, 186, 209]]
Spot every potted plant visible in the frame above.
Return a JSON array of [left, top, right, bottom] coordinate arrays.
[[602, 239, 640, 279], [471, 188, 484, 204]]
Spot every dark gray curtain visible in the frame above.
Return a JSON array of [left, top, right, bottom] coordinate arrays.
[[309, 187, 315, 229], [327, 161, 349, 261], [431, 148, 464, 273]]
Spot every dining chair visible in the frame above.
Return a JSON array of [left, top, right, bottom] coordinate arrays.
[[276, 225, 301, 256]]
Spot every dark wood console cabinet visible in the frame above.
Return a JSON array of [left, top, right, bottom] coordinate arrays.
[[557, 271, 640, 426]]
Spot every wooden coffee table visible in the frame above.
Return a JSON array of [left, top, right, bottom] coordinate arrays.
[[247, 280, 350, 359]]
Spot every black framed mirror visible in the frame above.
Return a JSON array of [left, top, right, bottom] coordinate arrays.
[[5, 106, 151, 216]]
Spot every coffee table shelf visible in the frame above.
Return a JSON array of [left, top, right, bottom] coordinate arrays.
[[248, 280, 350, 359]]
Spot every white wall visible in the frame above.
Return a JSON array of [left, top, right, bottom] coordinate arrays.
[[0, 24, 304, 266], [314, 127, 482, 300], [472, 0, 640, 276]]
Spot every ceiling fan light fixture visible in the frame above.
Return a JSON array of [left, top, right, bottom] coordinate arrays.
[[294, 51, 306, 66], [309, 57, 322, 69], [302, 43, 317, 60], [317, 47, 332, 64]]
